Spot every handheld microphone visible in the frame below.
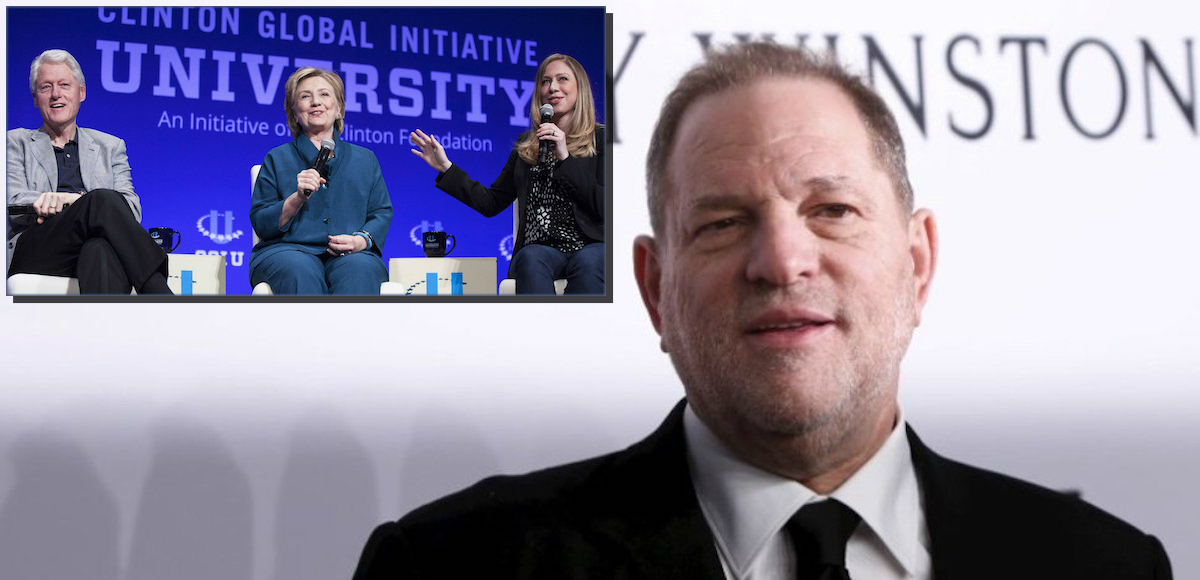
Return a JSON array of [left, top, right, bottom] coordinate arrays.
[[304, 138, 336, 195], [538, 104, 554, 164]]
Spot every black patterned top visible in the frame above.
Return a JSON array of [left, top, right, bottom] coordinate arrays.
[[522, 153, 587, 253]]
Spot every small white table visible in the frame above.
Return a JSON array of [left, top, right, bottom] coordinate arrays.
[[168, 253, 226, 295], [386, 257, 497, 295]]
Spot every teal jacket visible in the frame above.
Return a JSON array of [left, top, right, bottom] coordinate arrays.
[[250, 136, 393, 273]]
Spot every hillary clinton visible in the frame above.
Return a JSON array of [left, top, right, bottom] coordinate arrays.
[[249, 67, 393, 295]]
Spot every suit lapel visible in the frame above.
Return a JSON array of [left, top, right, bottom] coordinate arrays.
[[907, 426, 978, 580], [76, 128, 99, 192], [31, 129, 58, 192], [586, 401, 726, 580]]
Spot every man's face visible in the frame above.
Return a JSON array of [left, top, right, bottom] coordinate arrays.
[[635, 78, 936, 464], [33, 62, 85, 131]]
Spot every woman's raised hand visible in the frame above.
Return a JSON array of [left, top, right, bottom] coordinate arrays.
[[409, 129, 452, 172]]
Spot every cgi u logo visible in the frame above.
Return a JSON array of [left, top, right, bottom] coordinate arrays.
[[499, 234, 514, 261], [409, 220, 443, 246], [197, 210, 244, 244], [197, 250, 245, 268]]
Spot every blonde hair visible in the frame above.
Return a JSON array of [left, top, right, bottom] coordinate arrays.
[[517, 54, 600, 165], [284, 67, 346, 138]]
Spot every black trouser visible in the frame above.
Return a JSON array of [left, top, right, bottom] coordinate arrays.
[[8, 189, 169, 294]]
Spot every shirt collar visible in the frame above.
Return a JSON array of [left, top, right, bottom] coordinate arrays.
[[52, 137, 79, 152], [684, 403, 922, 578]]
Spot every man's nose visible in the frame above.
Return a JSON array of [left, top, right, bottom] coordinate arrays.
[[744, 215, 820, 286]]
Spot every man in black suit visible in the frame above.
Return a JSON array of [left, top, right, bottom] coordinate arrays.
[[353, 42, 1172, 579]]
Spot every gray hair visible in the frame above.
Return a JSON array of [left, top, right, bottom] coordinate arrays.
[[646, 42, 914, 236], [30, 49, 86, 96]]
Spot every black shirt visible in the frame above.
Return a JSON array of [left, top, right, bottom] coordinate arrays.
[[54, 138, 85, 193]]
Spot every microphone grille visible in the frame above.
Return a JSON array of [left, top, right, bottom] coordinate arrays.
[[320, 138, 336, 151], [539, 104, 554, 117]]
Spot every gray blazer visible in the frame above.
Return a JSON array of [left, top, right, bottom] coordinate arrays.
[[6, 126, 141, 268]]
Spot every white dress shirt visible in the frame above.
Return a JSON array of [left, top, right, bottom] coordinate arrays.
[[683, 405, 933, 580]]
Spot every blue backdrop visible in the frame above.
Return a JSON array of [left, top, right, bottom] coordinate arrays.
[[7, 7, 606, 294]]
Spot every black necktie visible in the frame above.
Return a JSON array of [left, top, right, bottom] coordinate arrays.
[[785, 499, 861, 580]]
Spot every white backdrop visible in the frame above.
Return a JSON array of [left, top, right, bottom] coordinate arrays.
[[3, 1, 1198, 579]]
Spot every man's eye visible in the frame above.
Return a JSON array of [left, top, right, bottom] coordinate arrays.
[[700, 217, 740, 233], [814, 204, 853, 219]]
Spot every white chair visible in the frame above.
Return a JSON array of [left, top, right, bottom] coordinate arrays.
[[7, 272, 80, 295], [379, 280, 406, 294], [250, 165, 274, 295], [498, 200, 567, 295], [250, 164, 392, 295]]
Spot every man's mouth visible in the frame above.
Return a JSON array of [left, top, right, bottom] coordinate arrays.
[[50, 104, 65, 109], [745, 309, 836, 345], [749, 320, 831, 332]]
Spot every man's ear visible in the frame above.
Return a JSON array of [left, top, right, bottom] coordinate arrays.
[[633, 235, 665, 336], [908, 208, 938, 325]]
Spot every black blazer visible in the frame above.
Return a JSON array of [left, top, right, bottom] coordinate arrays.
[[434, 126, 605, 269], [353, 401, 1171, 579]]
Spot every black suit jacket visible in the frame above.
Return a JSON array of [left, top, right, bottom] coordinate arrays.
[[353, 401, 1171, 579]]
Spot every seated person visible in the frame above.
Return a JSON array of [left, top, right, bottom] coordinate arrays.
[[7, 49, 171, 294], [249, 67, 393, 295], [410, 53, 605, 295]]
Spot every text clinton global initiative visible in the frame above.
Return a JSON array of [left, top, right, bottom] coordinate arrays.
[[94, 8, 544, 128]]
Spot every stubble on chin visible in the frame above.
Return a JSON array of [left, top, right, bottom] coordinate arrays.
[[667, 285, 914, 479], [679, 337, 878, 477]]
